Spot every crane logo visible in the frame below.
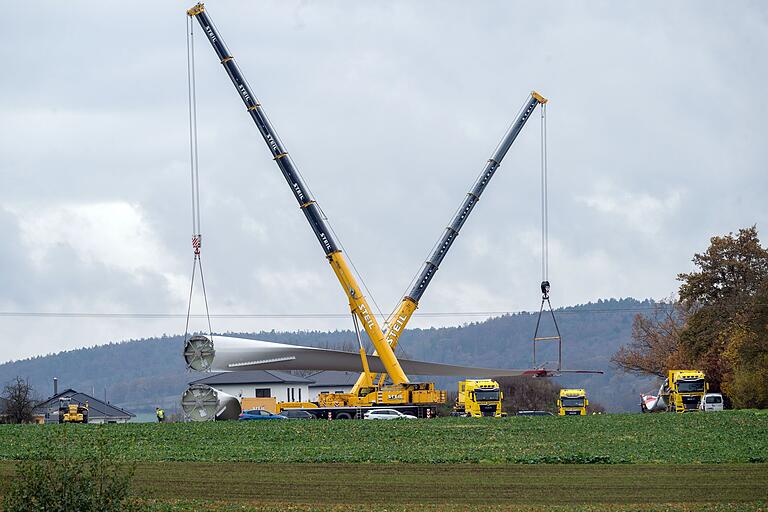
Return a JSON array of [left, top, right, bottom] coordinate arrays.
[[291, 182, 305, 202], [203, 25, 217, 43], [318, 232, 331, 251], [385, 314, 408, 344], [266, 134, 280, 154], [357, 304, 375, 329], [237, 84, 252, 103]]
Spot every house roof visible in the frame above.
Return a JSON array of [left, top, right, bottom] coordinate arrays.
[[307, 371, 359, 388], [189, 369, 314, 386], [33, 389, 135, 419]]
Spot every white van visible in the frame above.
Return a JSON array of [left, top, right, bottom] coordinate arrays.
[[700, 393, 724, 412]]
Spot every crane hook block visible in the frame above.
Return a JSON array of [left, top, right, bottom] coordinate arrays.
[[540, 280, 550, 298], [531, 91, 548, 104], [187, 3, 205, 16]]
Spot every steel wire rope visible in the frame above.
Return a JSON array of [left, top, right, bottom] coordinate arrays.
[[184, 15, 214, 346], [532, 101, 562, 369], [187, 16, 201, 236], [540, 103, 549, 282]]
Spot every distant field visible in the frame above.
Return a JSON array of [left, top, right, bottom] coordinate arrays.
[[1, 411, 766, 464], [0, 462, 765, 511]]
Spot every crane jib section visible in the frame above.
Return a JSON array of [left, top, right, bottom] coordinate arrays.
[[351, 93, 547, 393], [407, 95, 543, 303], [190, 9, 338, 256], [188, 5, 410, 386]]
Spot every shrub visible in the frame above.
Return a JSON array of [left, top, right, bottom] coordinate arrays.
[[3, 426, 137, 512]]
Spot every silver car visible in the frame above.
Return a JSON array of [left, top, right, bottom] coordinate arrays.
[[364, 408, 417, 420]]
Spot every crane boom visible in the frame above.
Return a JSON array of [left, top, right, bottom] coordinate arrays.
[[187, 3, 410, 385], [354, 93, 547, 392], [407, 93, 546, 304]]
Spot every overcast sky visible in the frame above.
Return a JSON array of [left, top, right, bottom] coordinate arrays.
[[1, 1, 766, 363]]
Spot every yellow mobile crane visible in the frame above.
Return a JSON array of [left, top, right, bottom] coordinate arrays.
[[187, 4, 547, 411]]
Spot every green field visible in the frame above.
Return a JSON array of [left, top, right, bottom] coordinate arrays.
[[1, 412, 767, 510], [2, 411, 767, 464]]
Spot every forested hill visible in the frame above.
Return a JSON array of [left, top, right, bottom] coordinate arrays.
[[0, 298, 658, 414]]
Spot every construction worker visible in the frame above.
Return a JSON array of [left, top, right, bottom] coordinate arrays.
[[156, 407, 165, 423]]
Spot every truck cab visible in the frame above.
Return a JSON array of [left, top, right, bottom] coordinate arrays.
[[454, 379, 503, 417], [557, 389, 587, 416], [664, 370, 707, 413]]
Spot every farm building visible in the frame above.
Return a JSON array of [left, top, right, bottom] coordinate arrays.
[[33, 389, 135, 424]]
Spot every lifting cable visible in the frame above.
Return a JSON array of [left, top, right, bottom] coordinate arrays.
[[532, 102, 562, 371], [183, 16, 214, 351]]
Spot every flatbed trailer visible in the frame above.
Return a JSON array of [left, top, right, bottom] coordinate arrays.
[[280, 404, 439, 420]]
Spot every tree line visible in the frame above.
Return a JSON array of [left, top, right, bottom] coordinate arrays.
[[612, 226, 768, 408]]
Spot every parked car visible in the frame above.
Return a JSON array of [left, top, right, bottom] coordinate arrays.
[[699, 393, 724, 412], [238, 409, 287, 420], [281, 409, 316, 420], [517, 410, 554, 416], [363, 409, 417, 420]]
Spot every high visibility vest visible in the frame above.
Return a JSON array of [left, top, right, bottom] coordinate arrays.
[[158, 409, 165, 419]]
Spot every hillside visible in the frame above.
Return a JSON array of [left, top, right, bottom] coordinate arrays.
[[0, 298, 658, 414]]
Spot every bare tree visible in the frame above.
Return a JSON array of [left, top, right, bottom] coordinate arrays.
[[611, 300, 691, 377], [498, 376, 561, 414], [2, 377, 38, 424]]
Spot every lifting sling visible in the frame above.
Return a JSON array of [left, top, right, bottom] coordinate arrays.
[[531, 102, 562, 371], [183, 14, 214, 368]]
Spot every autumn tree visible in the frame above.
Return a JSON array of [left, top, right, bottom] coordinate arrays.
[[717, 278, 768, 407], [2, 377, 38, 424], [676, 226, 768, 395], [613, 226, 768, 408]]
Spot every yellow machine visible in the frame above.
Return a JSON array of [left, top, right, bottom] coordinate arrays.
[[59, 398, 88, 424], [454, 379, 504, 417], [663, 370, 707, 413], [188, 3, 548, 413], [557, 389, 587, 416]]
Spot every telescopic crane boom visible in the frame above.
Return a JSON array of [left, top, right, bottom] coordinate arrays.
[[187, 3, 409, 386], [353, 92, 547, 392]]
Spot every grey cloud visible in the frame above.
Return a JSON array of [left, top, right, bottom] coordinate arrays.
[[1, 1, 767, 361]]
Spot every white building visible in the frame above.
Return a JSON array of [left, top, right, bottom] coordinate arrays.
[[190, 370, 313, 403], [189, 370, 359, 403]]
